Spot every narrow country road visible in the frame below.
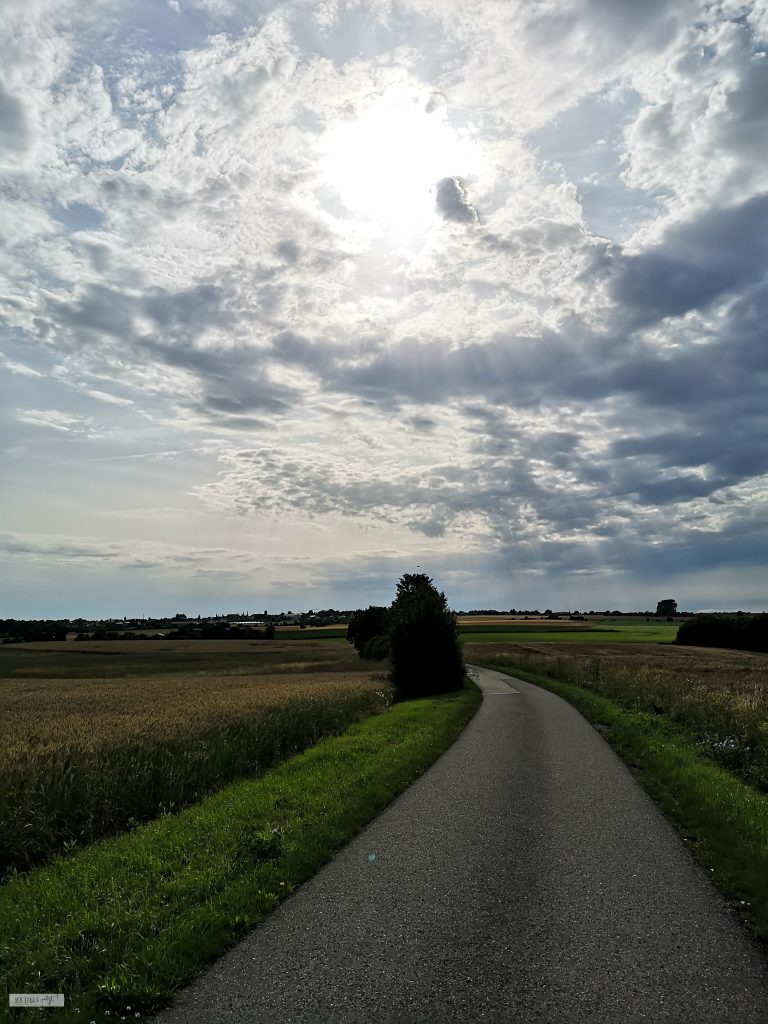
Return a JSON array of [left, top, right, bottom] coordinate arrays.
[[151, 666, 768, 1023]]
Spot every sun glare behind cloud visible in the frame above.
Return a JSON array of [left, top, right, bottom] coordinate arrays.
[[318, 90, 483, 239]]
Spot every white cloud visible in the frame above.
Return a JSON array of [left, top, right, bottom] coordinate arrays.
[[1, 0, 767, 614], [15, 409, 97, 433]]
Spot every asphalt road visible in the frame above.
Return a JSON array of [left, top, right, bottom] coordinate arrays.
[[151, 666, 768, 1023]]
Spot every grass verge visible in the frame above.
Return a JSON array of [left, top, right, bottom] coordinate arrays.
[[479, 661, 768, 943], [0, 680, 481, 1023]]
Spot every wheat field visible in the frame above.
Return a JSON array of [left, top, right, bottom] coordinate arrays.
[[1, 671, 381, 755], [0, 642, 390, 879]]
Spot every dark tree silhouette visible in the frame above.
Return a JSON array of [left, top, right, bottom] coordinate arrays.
[[346, 605, 389, 657], [656, 599, 678, 616], [388, 573, 465, 700]]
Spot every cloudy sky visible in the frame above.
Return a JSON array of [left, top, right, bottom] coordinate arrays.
[[2, 0, 767, 617]]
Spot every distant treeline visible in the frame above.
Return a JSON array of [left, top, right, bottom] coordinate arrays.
[[0, 620, 277, 643], [0, 620, 68, 643], [676, 614, 768, 653]]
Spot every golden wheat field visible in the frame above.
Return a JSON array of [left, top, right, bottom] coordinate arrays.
[[0, 671, 385, 757], [0, 640, 391, 876]]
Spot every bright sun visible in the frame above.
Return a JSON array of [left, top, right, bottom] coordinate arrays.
[[318, 90, 483, 239]]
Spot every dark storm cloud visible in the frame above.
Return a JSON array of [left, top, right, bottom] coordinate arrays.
[[435, 177, 478, 224], [609, 193, 768, 325]]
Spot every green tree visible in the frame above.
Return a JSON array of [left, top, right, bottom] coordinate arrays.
[[346, 605, 389, 657], [388, 573, 465, 700], [656, 598, 678, 616]]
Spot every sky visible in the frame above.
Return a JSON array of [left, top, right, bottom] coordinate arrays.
[[1, 0, 767, 617]]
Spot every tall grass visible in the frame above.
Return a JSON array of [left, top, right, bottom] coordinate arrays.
[[1, 677, 390, 880], [468, 644, 768, 790]]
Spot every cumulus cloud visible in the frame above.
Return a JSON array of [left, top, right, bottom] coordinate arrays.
[[2, 0, 767, 614], [609, 193, 768, 324]]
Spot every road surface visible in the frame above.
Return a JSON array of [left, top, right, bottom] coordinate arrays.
[[151, 665, 768, 1023]]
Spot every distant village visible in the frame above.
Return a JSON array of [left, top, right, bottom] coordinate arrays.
[[0, 609, 353, 643]]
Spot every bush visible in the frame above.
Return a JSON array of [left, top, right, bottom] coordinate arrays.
[[362, 634, 390, 661], [347, 606, 390, 657], [388, 574, 465, 700]]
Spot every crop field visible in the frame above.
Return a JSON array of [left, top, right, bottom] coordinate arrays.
[[0, 639, 390, 879], [0, 637, 366, 680], [458, 615, 595, 627], [458, 617, 680, 644], [1, 671, 386, 752], [467, 641, 768, 789]]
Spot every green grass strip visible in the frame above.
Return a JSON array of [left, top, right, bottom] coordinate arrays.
[[480, 662, 768, 943], [0, 681, 481, 1024]]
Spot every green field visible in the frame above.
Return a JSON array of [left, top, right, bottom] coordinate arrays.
[[266, 617, 681, 645], [0, 637, 366, 680], [458, 619, 680, 644]]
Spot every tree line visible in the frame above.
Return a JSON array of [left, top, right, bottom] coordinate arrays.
[[676, 613, 768, 653]]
